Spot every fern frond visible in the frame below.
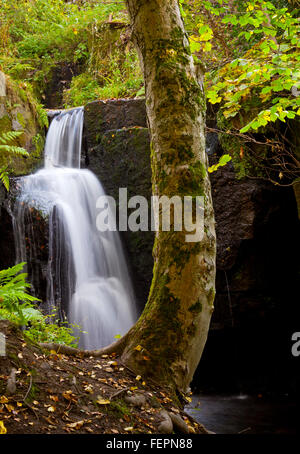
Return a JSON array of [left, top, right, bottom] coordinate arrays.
[[0, 262, 27, 285], [0, 262, 40, 326], [0, 144, 29, 156], [0, 167, 9, 191], [0, 130, 23, 144]]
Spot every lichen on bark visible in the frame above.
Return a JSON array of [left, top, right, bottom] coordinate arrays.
[[119, 0, 216, 393]]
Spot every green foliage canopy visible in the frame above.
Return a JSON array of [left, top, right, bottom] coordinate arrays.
[[181, 0, 300, 133]]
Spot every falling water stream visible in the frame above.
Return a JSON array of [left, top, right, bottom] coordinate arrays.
[[13, 107, 136, 349]]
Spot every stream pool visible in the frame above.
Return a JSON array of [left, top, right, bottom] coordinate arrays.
[[185, 394, 298, 434]]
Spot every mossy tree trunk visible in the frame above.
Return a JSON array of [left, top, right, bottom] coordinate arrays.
[[120, 0, 216, 393]]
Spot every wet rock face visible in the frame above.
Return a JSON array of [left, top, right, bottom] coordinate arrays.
[[0, 183, 50, 303], [44, 62, 82, 109], [84, 100, 152, 309], [84, 99, 147, 149], [0, 187, 15, 270], [89, 128, 154, 309]]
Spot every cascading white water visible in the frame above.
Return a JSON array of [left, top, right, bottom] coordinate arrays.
[[13, 108, 136, 349]]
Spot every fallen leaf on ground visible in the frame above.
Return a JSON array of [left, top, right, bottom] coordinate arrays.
[[0, 421, 7, 434], [62, 391, 77, 403], [47, 406, 56, 413], [96, 398, 110, 405], [66, 420, 85, 429]]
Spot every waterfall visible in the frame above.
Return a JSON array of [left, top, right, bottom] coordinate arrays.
[[13, 108, 136, 349]]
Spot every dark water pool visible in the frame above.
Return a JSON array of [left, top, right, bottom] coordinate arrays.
[[185, 394, 298, 434]]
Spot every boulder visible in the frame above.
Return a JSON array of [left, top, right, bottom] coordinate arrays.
[[169, 413, 190, 434], [124, 393, 147, 408], [158, 410, 173, 434]]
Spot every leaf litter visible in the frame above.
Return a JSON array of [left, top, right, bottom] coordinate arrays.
[[0, 320, 208, 434]]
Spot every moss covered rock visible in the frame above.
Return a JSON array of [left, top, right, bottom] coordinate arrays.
[[85, 125, 154, 309], [0, 72, 45, 177]]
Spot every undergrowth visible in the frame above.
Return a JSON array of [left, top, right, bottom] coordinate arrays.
[[0, 0, 143, 107], [0, 262, 79, 347]]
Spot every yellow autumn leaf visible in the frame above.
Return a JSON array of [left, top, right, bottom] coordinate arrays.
[[0, 421, 7, 434], [96, 398, 111, 405], [134, 345, 142, 352], [108, 361, 118, 367], [47, 406, 56, 412], [0, 396, 8, 404], [67, 420, 84, 429]]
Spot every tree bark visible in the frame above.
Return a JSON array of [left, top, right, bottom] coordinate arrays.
[[120, 0, 216, 393]]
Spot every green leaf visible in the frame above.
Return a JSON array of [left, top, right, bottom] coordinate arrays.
[[0, 168, 9, 191], [208, 154, 232, 173]]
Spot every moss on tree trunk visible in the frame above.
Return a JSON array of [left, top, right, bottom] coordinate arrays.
[[119, 0, 216, 393]]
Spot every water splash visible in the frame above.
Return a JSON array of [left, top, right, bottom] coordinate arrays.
[[13, 108, 136, 349]]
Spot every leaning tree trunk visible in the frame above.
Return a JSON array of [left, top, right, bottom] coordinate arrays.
[[120, 0, 216, 393]]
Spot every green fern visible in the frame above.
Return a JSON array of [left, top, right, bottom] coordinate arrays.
[[0, 130, 29, 190], [0, 130, 23, 144], [0, 166, 9, 191], [0, 262, 40, 326], [0, 262, 79, 346]]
